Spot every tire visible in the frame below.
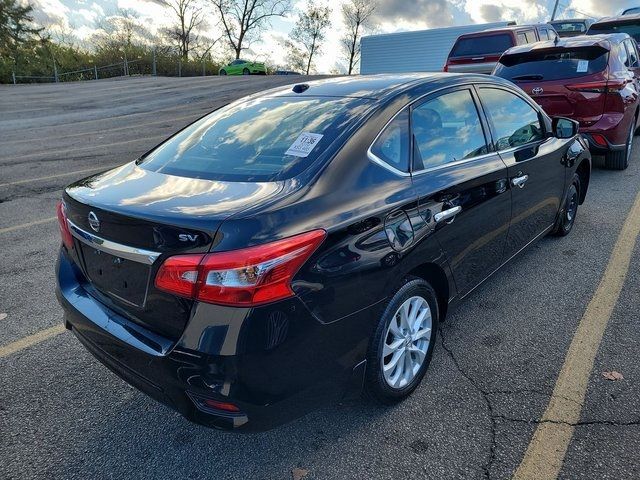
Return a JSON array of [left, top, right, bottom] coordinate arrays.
[[605, 121, 634, 170], [551, 173, 581, 237], [365, 278, 439, 404], [243, 68, 250, 75], [219, 69, 227, 76]]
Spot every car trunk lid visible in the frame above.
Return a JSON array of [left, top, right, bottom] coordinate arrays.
[[63, 162, 284, 340]]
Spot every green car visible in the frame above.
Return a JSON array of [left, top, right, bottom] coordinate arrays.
[[218, 59, 267, 76]]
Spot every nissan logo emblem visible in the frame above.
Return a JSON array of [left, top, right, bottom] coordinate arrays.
[[88, 211, 100, 232], [532, 87, 544, 95]]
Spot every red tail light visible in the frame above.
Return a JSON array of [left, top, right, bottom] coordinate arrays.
[[155, 229, 326, 307], [591, 134, 608, 147], [443, 64, 449, 72], [566, 79, 627, 94], [56, 201, 74, 250]]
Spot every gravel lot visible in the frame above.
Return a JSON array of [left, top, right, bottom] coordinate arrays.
[[1, 75, 639, 480]]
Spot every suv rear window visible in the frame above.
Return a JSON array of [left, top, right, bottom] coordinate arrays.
[[494, 47, 609, 82], [138, 96, 370, 182], [551, 22, 587, 34], [450, 33, 514, 57], [588, 21, 640, 42]]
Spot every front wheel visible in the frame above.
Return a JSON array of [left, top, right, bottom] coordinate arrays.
[[552, 173, 581, 237], [219, 69, 227, 76], [365, 278, 439, 404], [243, 68, 250, 75]]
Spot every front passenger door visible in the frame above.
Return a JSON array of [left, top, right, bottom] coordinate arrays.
[[477, 86, 568, 260], [410, 87, 511, 296]]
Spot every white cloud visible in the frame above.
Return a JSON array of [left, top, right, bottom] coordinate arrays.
[[461, 0, 548, 24], [563, 1, 635, 18]]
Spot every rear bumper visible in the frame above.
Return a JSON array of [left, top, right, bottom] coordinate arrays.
[[56, 248, 372, 432], [580, 113, 631, 154]]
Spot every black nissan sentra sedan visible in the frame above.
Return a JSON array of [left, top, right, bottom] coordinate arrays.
[[56, 74, 591, 431]]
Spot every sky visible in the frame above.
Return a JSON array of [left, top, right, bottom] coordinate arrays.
[[29, 0, 638, 73]]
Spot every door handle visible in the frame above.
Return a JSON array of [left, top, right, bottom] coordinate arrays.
[[512, 174, 529, 188], [434, 206, 462, 223]]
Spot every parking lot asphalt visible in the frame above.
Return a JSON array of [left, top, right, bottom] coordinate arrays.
[[1, 76, 639, 480]]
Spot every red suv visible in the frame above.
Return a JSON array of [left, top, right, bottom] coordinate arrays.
[[444, 24, 558, 74], [494, 34, 640, 169]]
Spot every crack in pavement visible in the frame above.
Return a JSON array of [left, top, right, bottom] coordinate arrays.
[[439, 325, 498, 480], [495, 415, 640, 428], [438, 326, 638, 480]]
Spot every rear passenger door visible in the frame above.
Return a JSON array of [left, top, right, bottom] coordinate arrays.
[[410, 87, 511, 295], [476, 86, 567, 260]]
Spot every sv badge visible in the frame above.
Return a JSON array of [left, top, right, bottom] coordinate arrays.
[[178, 233, 199, 242]]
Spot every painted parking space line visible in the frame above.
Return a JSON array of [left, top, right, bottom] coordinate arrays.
[[0, 165, 119, 187], [1, 134, 166, 164], [513, 190, 640, 480], [0, 324, 66, 358], [0, 217, 57, 234]]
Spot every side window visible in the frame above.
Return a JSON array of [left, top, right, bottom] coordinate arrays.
[[411, 89, 488, 170], [619, 43, 630, 67], [479, 88, 545, 150], [517, 33, 527, 45], [549, 29, 558, 41], [626, 40, 639, 67], [539, 28, 549, 40], [370, 109, 410, 172]]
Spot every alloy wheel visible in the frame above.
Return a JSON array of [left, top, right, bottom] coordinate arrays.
[[381, 296, 432, 389]]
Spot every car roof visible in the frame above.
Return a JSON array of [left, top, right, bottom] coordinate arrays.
[[262, 73, 515, 100], [594, 14, 640, 24], [549, 18, 590, 24], [500, 34, 627, 56], [457, 24, 552, 38]]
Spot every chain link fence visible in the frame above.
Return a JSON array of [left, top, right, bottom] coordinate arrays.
[[10, 51, 226, 84]]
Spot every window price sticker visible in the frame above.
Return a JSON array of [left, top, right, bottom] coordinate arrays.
[[576, 60, 589, 73], [285, 132, 324, 157]]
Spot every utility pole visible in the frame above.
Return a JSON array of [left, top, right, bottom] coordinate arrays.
[[551, 0, 560, 21]]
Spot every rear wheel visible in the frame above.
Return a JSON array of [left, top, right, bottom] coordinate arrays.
[[243, 68, 250, 75], [552, 173, 581, 237], [219, 69, 227, 76], [365, 278, 439, 403], [605, 121, 634, 170]]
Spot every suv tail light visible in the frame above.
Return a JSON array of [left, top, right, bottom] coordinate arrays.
[[56, 201, 74, 250], [566, 79, 628, 94], [155, 229, 326, 307]]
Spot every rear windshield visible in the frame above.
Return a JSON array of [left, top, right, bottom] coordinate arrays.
[[450, 33, 514, 57], [550, 22, 587, 34], [588, 21, 640, 42], [138, 96, 370, 182], [494, 47, 609, 82]]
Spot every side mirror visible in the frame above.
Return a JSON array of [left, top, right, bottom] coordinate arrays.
[[552, 117, 579, 139]]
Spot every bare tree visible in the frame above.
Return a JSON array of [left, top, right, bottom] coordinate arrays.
[[211, 0, 290, 59], [93, 9, 152, 52], [340, 0, 376, 75], [287, 2, 330, 75], [156, 0, 203, 59]]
